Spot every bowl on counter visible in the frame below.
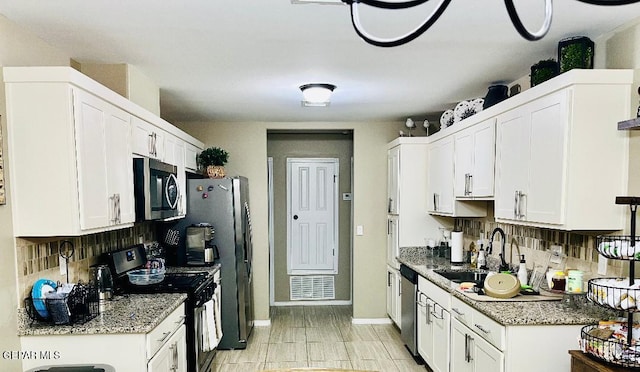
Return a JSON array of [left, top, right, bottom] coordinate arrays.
[[127, 268, 166, 285]]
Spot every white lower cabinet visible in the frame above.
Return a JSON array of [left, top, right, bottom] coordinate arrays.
[[148, 325, 187, 372], [416, 275, 585, 372], [418, 276, 450, 372], [386, 266, 401, 326], [20, 303, 186, 372], [451, 318, 504, 372]]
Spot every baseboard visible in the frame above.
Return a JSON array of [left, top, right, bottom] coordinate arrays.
[[273, 300, 352, 306], [253, 319, 271, 327], [351, 317, 393, 325]]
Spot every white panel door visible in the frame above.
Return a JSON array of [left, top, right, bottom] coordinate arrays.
[[73, 90, 110, 230], [450, 319, 474, 372], [387, 146, 400, 214], [454, 130, 473, 197], [470, 119, 496, 197], [105, 105, 134, 225], [526, 92, 567, 224], [287, 158, 339, 274], [495, 108, 530, 221], [387, 215, 399, 268]]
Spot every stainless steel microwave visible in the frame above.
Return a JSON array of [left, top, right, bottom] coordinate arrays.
[[133, 158, 180, 221]]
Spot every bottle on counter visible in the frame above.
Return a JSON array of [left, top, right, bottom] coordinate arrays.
[[517, 254, 528, 286], [477, 243, 487, 270], [469, 242, 477, 269]]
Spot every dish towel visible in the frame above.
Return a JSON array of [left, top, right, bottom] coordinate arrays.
[[203, 299, 217, 352], [213, 286, 223, 345]]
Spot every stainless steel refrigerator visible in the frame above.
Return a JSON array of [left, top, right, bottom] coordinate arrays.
[[185, 176, 254, 349]]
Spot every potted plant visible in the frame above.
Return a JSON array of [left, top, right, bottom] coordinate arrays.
[[197, 146, 229, 179], [530, 59, 559, 87], [558, 36, 594, 73]]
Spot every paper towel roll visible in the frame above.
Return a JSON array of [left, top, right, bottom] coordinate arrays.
[[451, 231, 464, 263]]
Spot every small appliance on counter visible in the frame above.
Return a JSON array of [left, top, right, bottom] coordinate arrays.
[[186, 223, 220, 266], [91, 264, 113, 301]]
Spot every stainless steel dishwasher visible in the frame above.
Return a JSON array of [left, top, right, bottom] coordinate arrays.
[[400, 264, 421, 360]]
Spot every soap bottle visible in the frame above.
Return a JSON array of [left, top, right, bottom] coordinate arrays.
[[477, 242, 487, 270], [517, 254, 528, 286]]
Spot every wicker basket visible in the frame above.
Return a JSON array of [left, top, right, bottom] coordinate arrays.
[[206, 165, 225, 179]]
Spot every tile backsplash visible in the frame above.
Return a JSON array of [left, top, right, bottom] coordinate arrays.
[[16, 222, 155, 303], [457, 218, 635, 280]]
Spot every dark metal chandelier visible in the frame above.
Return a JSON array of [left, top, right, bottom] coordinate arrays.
[[340, 0, 640, 47]]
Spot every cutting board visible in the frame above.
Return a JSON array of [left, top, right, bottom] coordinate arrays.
[[455, 287, 562, 302]]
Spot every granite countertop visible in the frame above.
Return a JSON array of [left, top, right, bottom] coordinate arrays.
[[18, 265, 220, 337], [398, 249, 613, 327], [18, 293, 187, 336]]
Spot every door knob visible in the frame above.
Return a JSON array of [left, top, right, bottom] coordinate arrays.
[[293, 215, 299, 220]]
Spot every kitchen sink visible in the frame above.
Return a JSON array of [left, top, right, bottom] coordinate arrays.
[[433, 269, 489, 284]]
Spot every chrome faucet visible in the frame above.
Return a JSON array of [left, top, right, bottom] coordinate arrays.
[[489, 227, 510, 272]]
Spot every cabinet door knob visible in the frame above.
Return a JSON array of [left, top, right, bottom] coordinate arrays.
[[293, 215, 299, 220]]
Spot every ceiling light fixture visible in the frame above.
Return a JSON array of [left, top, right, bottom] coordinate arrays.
[[340, 0, 640, 47], [300, 83, 336, 107]]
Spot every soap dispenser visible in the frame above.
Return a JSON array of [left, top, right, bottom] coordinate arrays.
[[517, 254, 528, 286], [477, 241, 487, 270]]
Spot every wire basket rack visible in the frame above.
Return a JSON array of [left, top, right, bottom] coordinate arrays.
[[596, 235, 640, 260], [580, 324, 640, 369], [588, 278, 640, 312], [25, 283, 99, 325]]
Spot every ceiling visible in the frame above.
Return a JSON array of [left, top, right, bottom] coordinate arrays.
[[1, 1, 640, 124]]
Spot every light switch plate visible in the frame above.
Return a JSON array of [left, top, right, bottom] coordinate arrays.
[[598, 255, 608, 275], [356, 225, 364, 236]]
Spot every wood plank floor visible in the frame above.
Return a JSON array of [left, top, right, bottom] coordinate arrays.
[[210, 306, 426, 372]]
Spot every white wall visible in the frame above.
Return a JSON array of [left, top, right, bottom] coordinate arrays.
[[0, 14, 71, 372], [176, 121, 399, 320]]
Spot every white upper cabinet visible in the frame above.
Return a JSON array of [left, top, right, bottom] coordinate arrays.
[[387, 146, 400, 214], [133, 115, 166, 160], [184, 142, 200, 172], [428, 137, 455, 214], [5, 80, 134, 236], [495, 72, 631, 230], [4, 66, 203, 236], [387, 138, 444, 252], [428, 137, 486, 217], [74, 89, 135, 229], [424, 69, 632, 229], [454, 118, 496, 198]]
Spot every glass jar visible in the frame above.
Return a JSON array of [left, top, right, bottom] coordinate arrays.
[[551, 271, 566, 291]]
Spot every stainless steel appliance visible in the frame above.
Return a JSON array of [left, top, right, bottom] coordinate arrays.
[[103, 244, 219, 372], [133, 157, 180, 221], [172, 176, 253, 350], [400, 264, 422, 361], [92, 264, 113, 301], [186, 224, 219, 265]]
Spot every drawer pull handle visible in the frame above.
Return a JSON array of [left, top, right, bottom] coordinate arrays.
[[158, 331, 172, 342], [474, 323, 490, 334], [175, 315, 186, 324], [451, 307, 464, 316]]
